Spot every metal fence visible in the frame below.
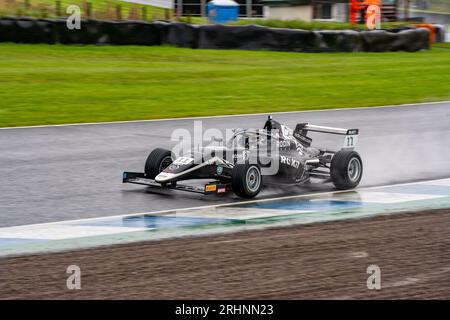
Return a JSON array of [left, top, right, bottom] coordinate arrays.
[[174, 0, 264, 18]]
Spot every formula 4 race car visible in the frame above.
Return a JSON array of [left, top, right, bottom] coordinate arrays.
[[123, 117, 363, 198]]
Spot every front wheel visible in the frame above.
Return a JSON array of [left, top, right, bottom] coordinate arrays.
[[232, 164, 262, 198], [330, 150, 363, 190], [144, 148, 173, 179]]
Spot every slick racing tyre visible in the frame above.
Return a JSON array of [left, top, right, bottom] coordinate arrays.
[[144, 148, 173, 179], [232, 164, 262, 198], [330, 150, 363, 190]]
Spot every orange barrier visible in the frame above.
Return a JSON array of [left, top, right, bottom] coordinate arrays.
[[363, 0, 380, 5], [414, 23, 436, 43]]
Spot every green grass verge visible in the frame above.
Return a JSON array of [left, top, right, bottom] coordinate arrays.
[[433, 42, 450, 48], [0, 44, 449, 128]]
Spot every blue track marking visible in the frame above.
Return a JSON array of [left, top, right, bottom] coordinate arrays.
[[241, 200, 363, 211], [77, 215, 237, 229], [1, 178, 450, 257]]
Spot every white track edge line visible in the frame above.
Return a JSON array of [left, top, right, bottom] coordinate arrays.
[[1, 100, 449, 130], [3, 176, 449, 230]]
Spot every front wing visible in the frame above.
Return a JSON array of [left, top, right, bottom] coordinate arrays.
[[122, 172, 231, 195]]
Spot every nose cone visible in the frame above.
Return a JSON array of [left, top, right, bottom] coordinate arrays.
[[155, 172, 176, 183], [155, 156, 195, 183]]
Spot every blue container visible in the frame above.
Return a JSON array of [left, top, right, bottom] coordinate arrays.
[[207, 0, 239, 24]]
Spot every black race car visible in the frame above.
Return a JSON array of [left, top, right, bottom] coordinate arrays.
[[123, 117, 363, 198]]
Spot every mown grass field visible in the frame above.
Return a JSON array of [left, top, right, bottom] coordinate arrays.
[[0, 44, 449, 127]]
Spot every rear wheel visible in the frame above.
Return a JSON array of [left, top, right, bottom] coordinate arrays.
[[330, 150, 363, 189], [144, 148, 173, 179], [232, 164, 262, 198]]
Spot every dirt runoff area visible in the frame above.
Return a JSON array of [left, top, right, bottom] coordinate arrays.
[[1, 209, 450, 299]]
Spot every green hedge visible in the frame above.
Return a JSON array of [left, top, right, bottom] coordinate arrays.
[[0, 0, 166, 20], [228, 19, 411, 31]]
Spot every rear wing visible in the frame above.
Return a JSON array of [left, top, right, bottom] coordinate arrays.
[[294, 123, 359, 149]]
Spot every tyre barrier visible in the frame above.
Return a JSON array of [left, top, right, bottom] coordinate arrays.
[[434, 25, 446, 43], [103, 20, 163, 45], [315, 30, 362, 52], [163, 22, 198, 48], [0, 17, 430, 52], [0, 17, 55, 44], [197, 24, 321, 52], [360, 28, 430, 52], [54, 19, 106, 45]]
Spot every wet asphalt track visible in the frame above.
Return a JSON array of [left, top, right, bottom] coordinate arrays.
[[1, 102, 449, 227]]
